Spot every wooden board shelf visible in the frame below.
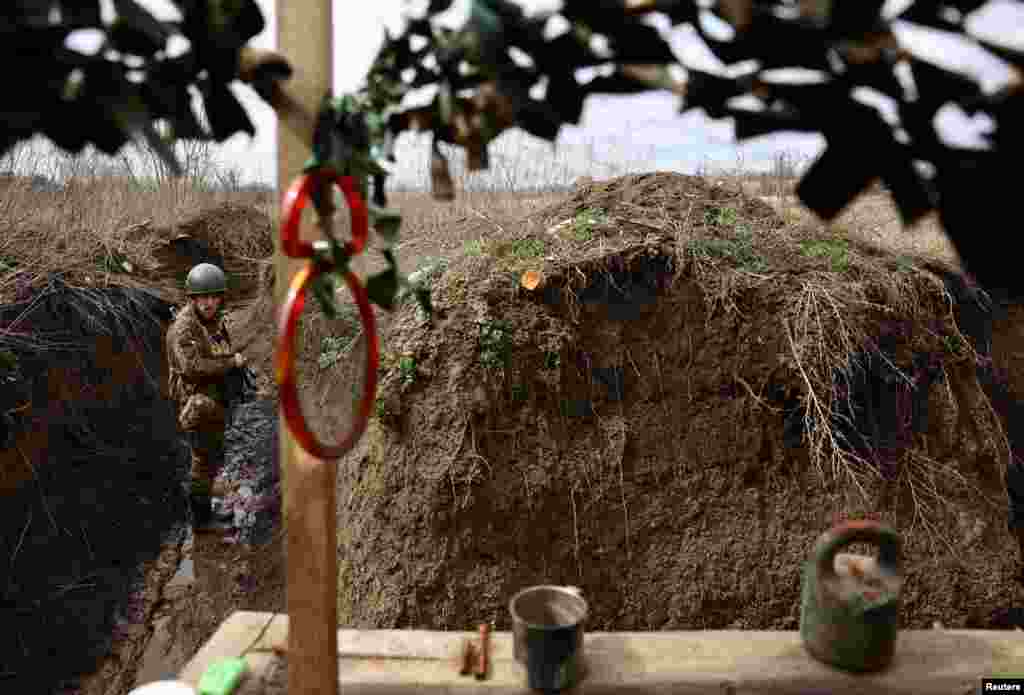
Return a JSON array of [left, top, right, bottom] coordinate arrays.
[[178, 611, 1023, 694]]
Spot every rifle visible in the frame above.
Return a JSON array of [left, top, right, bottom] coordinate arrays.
[[223, 365, 258, 428]]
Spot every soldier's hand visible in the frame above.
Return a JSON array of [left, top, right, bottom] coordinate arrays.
[[233, 353, 247, 368]]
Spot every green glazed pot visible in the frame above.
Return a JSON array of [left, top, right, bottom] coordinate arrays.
[[799, 520, 903, 673]]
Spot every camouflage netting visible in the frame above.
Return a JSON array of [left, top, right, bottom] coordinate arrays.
[[0, 277, 190, 693], [326, 173, 1022, 632]]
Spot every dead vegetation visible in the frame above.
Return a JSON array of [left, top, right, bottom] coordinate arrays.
[[0, 176, 274, 306]]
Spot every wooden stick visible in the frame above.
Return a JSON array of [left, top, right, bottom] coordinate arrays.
[[475, 623, 490, 680], [275, 2, 338, 695], [458, 639, 476, 676]]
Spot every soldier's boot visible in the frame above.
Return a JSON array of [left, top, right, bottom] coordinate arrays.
[[188, 431, 232, 531]]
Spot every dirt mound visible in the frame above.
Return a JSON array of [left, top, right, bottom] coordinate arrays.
[[330, 172, 1023, 632], [147, 202, 274, 304], [0, 202, 273, 307], [544, 171, 781, 233]]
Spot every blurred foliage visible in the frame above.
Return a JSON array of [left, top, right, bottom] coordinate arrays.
[[5, 1, 1024, 297], [2, 1, 279, 174], [349, 0, 1024, 298]]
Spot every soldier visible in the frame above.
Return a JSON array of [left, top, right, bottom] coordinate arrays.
[[166, 262, 247, 531]]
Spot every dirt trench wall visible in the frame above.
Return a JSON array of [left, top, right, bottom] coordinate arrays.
[[987, 303, 1024, 460], [337, 260, 1018, 633], [147, 203, 273, 304]]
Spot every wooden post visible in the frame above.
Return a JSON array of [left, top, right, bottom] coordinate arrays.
[[275, 2, 338, 695]]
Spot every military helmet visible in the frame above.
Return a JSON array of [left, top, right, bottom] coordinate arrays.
[[185, 263, 227, 296]]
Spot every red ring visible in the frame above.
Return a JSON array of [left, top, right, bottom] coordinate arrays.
[[280, 171, 369, 259], [275, 260, 379, 460]]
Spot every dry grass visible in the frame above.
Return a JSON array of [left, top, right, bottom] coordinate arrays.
[[0, 176, 274, 304], [699, 170, 958, 267], [764, 192, 960, 268], [384, 190, 563, 275]]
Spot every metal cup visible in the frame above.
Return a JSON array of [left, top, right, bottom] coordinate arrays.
[[509, 585, 588, 692]]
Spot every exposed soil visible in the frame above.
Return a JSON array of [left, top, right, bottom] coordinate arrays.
[[3, 173, 1024, 695], [329, 173, 1024, 633], [147, 202, 274, 303]]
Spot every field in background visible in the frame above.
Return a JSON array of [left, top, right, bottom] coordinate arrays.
[[0, 186, 961, 313], [388, 182, 960, 281], [2, 131, 960, 280]]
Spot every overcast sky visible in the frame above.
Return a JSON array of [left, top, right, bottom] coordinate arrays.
[[97, 1, 1024, 186]]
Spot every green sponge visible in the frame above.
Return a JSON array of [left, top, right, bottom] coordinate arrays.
[[198, 658, 248, 695]]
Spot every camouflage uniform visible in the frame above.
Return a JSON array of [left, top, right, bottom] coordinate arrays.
[[166, 302, 235, 508]]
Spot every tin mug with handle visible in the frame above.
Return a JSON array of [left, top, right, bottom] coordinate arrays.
[[510, 585, 588, 692], [800, 519, 903, 673]]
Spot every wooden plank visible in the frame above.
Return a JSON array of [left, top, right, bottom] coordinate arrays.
[[181, 612, 1024, 694], [275, 1, 338, 694], [178, 613, 288, 684]]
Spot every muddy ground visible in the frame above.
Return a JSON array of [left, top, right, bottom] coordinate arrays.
[[2, 175, 1024, 695]]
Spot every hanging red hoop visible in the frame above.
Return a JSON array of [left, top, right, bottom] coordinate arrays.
[[280, 171, 369, 259], [275, 259, 379, 460]]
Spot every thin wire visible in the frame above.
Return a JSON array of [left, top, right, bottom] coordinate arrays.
[[240, 613, 279, 658]]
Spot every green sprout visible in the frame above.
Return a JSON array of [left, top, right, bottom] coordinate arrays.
[[398, 355, 417, 386], [479, 319, 512, 371]]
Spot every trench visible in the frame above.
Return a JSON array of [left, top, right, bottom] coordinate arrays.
[[0, 279, 280, 695], [129, 397, 280, 689]]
